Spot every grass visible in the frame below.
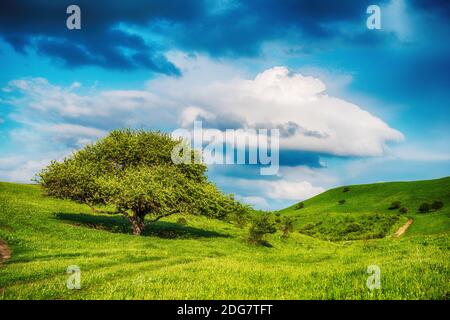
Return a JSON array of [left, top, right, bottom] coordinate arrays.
[[0, 179, 449, 300], [280, 177, 450, 241]]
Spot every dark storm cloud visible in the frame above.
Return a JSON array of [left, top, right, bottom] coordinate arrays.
[[170, 0, 392, 56], [0, 0, 448, 72], [410, 0, 450, 17], [0, 0, 204, 74]]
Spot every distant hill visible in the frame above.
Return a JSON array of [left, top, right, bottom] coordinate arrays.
[[279, 177, 450, 241]]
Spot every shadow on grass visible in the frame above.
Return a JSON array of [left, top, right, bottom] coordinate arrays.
[[54, 212, 229, 239]]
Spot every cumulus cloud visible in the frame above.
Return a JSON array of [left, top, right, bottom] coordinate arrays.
[[238, 196, 269, 208], [37, 123, 107, 148], [150, 60, 404, 157], [0, 156, 55, 183], [4, 57, 403, 159], [231, 177, 325, 202], [391, 145, 450, 162], [3, 78, 161, 120], [264, 180, 325, 201]]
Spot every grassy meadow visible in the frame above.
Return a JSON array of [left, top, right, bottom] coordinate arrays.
[[0, 178, 449, 300], [281, 177, 450, 241]]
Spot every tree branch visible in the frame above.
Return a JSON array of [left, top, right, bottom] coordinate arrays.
[[147, 211, 177, 223]]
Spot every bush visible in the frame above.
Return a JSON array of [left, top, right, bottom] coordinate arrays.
[[345, 222, 362, 233], [343, 187, 350, 193], [248, 214, 277, 245], [279, 216, 294, 239], [229, 204, 250, 228], [431, 201, 444, 211], [177, 217, 188, 225], [388, 201, 402, 210], [418, 203, 431, 213], [300, 223, 315, 231], [295, 202, 305, 210], [399, 207, 409, 214], [338, 199, 346, 205]]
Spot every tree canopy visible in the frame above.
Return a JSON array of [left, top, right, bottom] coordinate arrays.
[[37, 129, 244, 235]]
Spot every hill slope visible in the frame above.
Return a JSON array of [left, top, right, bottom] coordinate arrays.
[[0, 180, 449, 299], [279, 177, 450, 241]]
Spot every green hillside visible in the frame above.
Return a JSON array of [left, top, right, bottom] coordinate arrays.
[[279, 177, 450, 241], [0, 179, 449, 299]]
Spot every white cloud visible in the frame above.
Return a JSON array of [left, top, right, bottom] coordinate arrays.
[[238, 196, 269, 208], [9, 122, 107, 150], [233, 177, 325, 202], [3, 58, 403, 158], [382, 0, 413, 42], [3, 77, 163, 121], [277, 165, 340, 189], [0, 156, 55, 183], [147, 58, 404, 157], [391, 145, 450, 162], [41, 123, 107, 148], [264, 180, 325, 201]]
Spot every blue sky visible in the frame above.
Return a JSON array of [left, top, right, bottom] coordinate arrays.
[[0, 0, 449, 210]]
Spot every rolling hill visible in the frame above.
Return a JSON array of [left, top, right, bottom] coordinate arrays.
[[0, 178, 449, 299], [279, 177, 450, 241]]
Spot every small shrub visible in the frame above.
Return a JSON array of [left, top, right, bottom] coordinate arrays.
[[418, 202, 431, 213], [227, 203, 251, 228], [343, 187, 350, 193], [399, 207, 409, 214], [431, 201, 444, 211], [345, 222, 362, 233], [388, 201, 402, 210], [295, 202, 305, 210], [247, 214, 277, 245], [300, 223, 315, 231], [279, 216, 294, 239], [177, 217, 188, 225], [338, 199, 346, 205]]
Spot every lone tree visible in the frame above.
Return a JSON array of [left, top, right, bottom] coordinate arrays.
[[37, 130, 241, 235]]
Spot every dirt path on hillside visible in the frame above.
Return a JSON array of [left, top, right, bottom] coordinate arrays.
[[0, 240, 11, 264], [394, 219, 413, 238]]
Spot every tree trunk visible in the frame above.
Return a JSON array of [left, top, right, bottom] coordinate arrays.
[[130, 215, 146, 236]]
